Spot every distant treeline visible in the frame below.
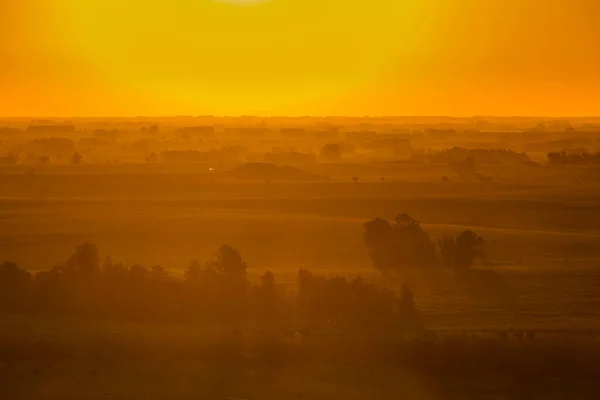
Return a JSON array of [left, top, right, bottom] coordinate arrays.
[[5, 131, 600, 169], [526, 137, 594, 153], [0, 243, 417, 332], [547, 151, 600, 167], [158, 146, 243, 164], [364, 214, 485, 273], [423, 147, 529, 165], [0, 213, 486, 329]]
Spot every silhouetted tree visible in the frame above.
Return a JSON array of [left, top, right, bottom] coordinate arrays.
[[130, 264, 149, 281], [253, 271, 282, 326], [206, 245, 249, 324], [451, 156, 476, 177], [364, 214, 437, 272], [363, 218, 394, 271], [66, 242, 100, 275], [547, 150, 600, 167], [548, 151, 564, 167], [150, 265, 168, 281], [437, 230, 484, 270], [399, 284, 415, 315], [208, 245, 247, 277], [0, 262, 32, 312], [260, 271, 277, 297], [296, 268, 415, 330], [33, 266, 70, 314], [454, 230, 485, 270], [71, 152, 82, 165], [321, 143, 342, 160], [148, 124, 159, 134], [102, 257, 128, 281], [0, 243, 421, 332], [437, 236, 456, 269], [146, 152, 159, 163], [184, 260, 202, 283]]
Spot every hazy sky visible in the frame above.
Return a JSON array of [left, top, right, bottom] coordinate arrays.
[[1, 0, 599, 116]]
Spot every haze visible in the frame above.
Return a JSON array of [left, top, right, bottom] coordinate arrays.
[[2, 1, 600, 399], [2, 0, 600, 116]]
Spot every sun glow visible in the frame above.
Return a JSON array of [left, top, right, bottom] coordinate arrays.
[[2, 0, 600, 116], [214, 0, 271, 5], [44, 0, 430, 115]]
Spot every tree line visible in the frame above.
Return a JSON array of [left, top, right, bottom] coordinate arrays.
[[0, 243, 417, 332], [0, 213, 483, 330], [364, 213, 485, 273], [547, 151, 600, 167]]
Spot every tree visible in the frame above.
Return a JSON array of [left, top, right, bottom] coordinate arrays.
[[451, 156, 476, 177], [364, 214, 437, 272], [148, 124, 159, 134], [548, 151, 564, 167], [437, 236, 456, 269], [454, 230, 485, 270], [297, 268, 318, 323], [71, 152, 82, 165], [184, 260, 202, 283], [254, 271, 282, 325], [296, 269, 413, 329], [206, 245, 249, 324], [207, 245, 247, 277], [129, 264, 149, 281], [391, 214, 438, 268], [150, 265, 168, 281], [399, 284, 415, 315], [0, 262, 32, 312], [102, 257, 128, 281], [321, 143, 342, 160], [66, 242, 100, 275], [437, 230, 484, 270], [146, 152, 159, 163], [363, 218, 394, 271], [260, 270, 277, 297]]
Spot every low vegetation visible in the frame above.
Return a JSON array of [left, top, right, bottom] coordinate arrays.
[[0, 242, 416, 333]]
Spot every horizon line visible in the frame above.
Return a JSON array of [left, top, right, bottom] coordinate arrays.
[[2, 115, 600, 120]]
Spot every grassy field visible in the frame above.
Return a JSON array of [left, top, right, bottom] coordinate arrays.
[[2, 316, 600, 399], [2, 168, 600, 332], [2, 146, 600, 398]]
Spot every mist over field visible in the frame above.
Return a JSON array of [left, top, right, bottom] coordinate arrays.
[[3, 0, 600, 397], [1, 116, 600, 398]]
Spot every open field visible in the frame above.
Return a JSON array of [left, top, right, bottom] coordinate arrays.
[[4, 0, 600, 394], [2, 168, 600, 331], [3, 117, 600, 398], [2, 316, 600, 400]]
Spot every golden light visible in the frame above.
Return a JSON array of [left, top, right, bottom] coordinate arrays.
[[46, 0, 431, 115], [214, 0, 271, 5], [3, 0, 600, 116]]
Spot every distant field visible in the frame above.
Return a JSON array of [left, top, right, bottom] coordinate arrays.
[[2, 170, 600, 330], [2, 171, 600, 265]]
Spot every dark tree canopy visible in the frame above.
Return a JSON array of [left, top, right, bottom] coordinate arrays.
[[66, 242, 100, 275], [71, 152, 82, 165], [454, 230, 485, 270], [296, 268, 416, 330], [184, 260, 202, 283], [437, 230, 485, 270], [208, 245, 247, 277], [363, 214, 438, 272], [0, 242, 418, 333], [320, 143, 342, 160]]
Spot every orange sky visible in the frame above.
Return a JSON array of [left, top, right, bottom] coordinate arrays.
[[1, 0, 599, 117]]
